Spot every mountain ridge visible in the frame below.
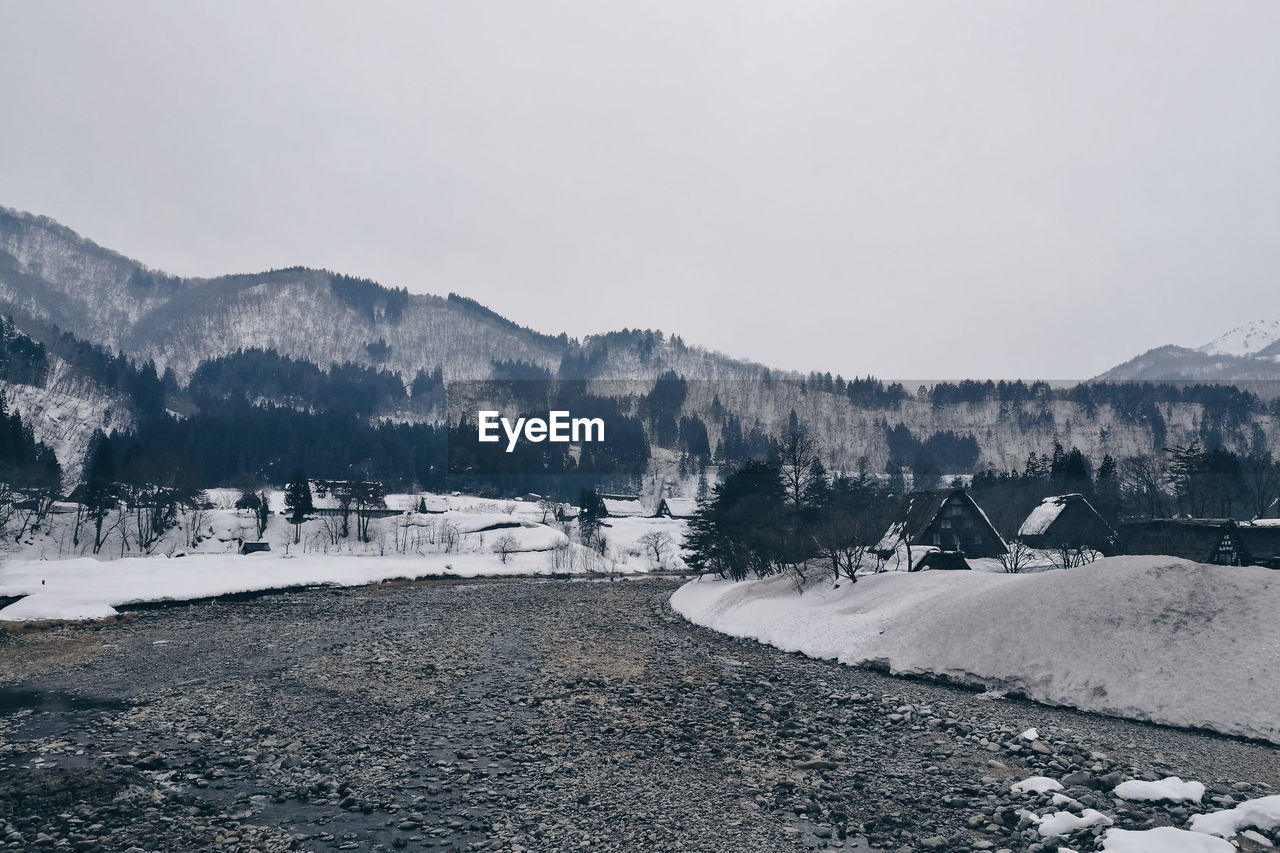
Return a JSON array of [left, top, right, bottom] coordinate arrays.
[[3, 204, 1279, 488], [1095, 318, 1280, 381], [0, 205, 772, 386]]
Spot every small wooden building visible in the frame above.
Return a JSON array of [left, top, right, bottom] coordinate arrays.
[[654, 498, 698, 519], [239, 541, 271, 555], [1017, 494, 1117, 553], [876, 488, 1008, 558], [1118, 519, 1249, 566]]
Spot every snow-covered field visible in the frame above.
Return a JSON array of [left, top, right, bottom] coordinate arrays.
[[0, 491, 690, 622], [670, 556, 1280, 743], [0, 551, 567, 622]]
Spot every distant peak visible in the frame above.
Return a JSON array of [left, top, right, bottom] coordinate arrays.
[[1197, 317, 1280, 357]]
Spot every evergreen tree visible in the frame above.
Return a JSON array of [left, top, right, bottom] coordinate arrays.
[[283, 470, 314, 544], [1094, 454, 1122, 521], [684, 459, 788, 581], [577, 488, 607, 545], [77, 429, 118, 553]]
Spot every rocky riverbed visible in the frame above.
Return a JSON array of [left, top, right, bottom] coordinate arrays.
[[1, 576, 1277, 852]]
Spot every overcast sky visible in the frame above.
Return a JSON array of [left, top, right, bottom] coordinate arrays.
[[2, 1, 1278, 379]]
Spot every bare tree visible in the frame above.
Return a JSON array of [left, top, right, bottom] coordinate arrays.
[[637, 530, 673, 568], [1121, 454, 1170, 519], [492, 533, 519, 564], [1241, 452, 1280, 519], [537, 496, 559, 524], [317, 514, 344, 546], [185, 498, 211, 549], [1047, 545, 1101, 571], [996, 539, 1036, 574], [0, 482, 21, 540], [810, 509, 875, 582], [440, 521, 462, 553], [775, 426, 824, 509]]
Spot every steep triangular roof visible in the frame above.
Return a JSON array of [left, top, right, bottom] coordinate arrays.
[[657, 498, 699, 518], [876, 488, 1007, 553]]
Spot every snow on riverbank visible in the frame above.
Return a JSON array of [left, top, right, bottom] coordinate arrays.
[[0, 547, 610, 622], [670, 556, 1280, 743]]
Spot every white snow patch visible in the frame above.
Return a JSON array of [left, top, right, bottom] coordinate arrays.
[[670, 556, 1280, 743], [1012, 776, 1063, 794], [1101, 826, 1234, 853], [1113, 777, 1205, 803], [1197, 318, 1280, 357], [1035, 808, 1113, 837], [1018, 496, 1069, 536], [1242, 829, 1275, 847], [1190, 795, 1280, 838], [0, 549, 597, 622]]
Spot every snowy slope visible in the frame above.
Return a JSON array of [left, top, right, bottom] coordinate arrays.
[[1197, 318, 1280, 357], [6, 205, 1280, 479], [1, 355, 136, 483], [1098, 316, 1280, 379], [671, 557, 1280, 743], [0, 206, 771, 385]]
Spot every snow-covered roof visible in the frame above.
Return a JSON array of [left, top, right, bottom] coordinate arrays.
[[875, 488, 1008, 556], [1257, 498, 1280, 521], [1018, 495, 1075, 537], [659, 498, 699, 518], [874, 520, 907, 552], [382, 493, 450, 513], [602, 497, 646, 517]]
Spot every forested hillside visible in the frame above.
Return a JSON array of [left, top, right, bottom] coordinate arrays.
[[1, 205, 1278, 505]]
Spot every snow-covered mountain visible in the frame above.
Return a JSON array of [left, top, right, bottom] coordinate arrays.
[[1096, 317, 1280, 380], [0, 206, 769, 384], [4, 204, 1279, 483], [1197, 318, 1280, 358]]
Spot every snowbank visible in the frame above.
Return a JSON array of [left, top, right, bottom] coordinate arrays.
[[0, 548, 604, 622], [670, 557, 1280, 743]]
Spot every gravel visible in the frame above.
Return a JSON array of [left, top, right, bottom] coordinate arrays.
[[0, 576, 1278, 852]]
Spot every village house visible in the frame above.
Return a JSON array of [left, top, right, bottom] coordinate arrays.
[[875, 488, 1008, 558], [1118, 519, 1250, 566], [1016, 493, 1117, 553], [654, 498, 698, 519], [600, 494, 646, 518], [1236, 521, 1280, 569]]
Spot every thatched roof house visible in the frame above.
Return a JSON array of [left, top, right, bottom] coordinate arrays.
[[876, 488, 1007, 558], [1017, 494, 1117, 552], [1118, 519, 1249, 566], [600, 495, 646, 518], [655, 498, 698, 519]]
